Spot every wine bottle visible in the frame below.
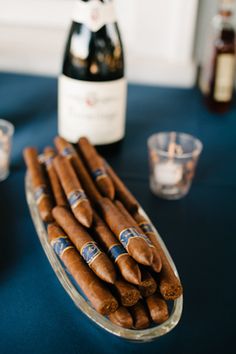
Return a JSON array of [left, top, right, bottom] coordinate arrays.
[[58, 0, 126, 146], [200, 0, 236, 113]]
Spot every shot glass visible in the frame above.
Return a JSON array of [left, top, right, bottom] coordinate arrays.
[[148, 132, 203, 200], [0, 119, 15, 181]]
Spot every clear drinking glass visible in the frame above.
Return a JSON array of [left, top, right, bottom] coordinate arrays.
[[0, 119, 15, 181], [148, 132, 203, 200]]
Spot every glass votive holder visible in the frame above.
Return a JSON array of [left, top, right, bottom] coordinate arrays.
[[148, 132, 203, 200], [0, 119, 15, 181]]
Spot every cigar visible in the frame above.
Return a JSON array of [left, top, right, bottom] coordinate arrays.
[[146, 294, 169, 324], [53, 155, 93, 228], [78, 137, 115, 200], [104, 160, 139, 213], [54, 136, 102, 203], [52, 206, 116, 284], [23, 147, 53, 222], [114, 200, 162, 273], [97, 198, 153, 266], [138, 270, 157, 298], [48, 223, 118, 315], [130, 301, 150, 329], [112, 279, 140, 307], [92, 211, 141, 285], [43, 147, 67, 207], [133, 211, 183, 300], [108, 307, 133, 329]]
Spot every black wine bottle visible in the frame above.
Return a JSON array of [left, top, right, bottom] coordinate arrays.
[[58, 0, 126, 147]]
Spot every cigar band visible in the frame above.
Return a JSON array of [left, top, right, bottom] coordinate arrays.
[[34, 185, 49, 205], [80, 241, 101, 265], [67, 190, 88, 209], [119, 227, 153, 249], [92, 168, 107, 181], [108, 244, 127, 263], [61, 146, 75, 159], [139, 222, 155, 234], [44, 154, 55, 168], [51, 236, 74, 257]]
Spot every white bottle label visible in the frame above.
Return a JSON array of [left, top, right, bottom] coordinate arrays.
[[58, 75, 127, 145], [214, 54, 235, 102], [73, 0, 116, 32]]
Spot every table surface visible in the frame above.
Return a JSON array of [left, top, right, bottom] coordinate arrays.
[[0, 73, 235, 354]]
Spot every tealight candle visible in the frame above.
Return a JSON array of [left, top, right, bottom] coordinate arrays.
[[154, 161, 183, 186], [148, 132, 203, 200]]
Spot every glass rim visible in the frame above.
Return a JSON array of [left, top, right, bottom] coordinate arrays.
[[0, 119, 15, 137], [147, 131, 203, 159]]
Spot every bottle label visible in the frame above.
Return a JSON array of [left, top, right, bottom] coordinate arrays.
[[214, 54, 235, 102], [73, 0, 116, 32], [59, 76, 126, 145]]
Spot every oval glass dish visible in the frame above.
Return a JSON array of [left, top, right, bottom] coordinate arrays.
[[25, 174, 183, 342]]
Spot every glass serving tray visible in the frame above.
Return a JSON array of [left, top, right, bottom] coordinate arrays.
[[25, 174, 183, 342]]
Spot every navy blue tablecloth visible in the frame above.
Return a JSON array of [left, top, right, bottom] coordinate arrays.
[[0, 73, 235, 354]]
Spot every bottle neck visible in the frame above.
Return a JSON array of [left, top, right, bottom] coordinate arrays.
[[73, 0, 116, 32]]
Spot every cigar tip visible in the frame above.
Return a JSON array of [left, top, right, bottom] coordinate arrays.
[[121, 265, 142, 286], [77, 210, 93, 228], [131, 247, 153, 266], [91, 254, 117, 284]]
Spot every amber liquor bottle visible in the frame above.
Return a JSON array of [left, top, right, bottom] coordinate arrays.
[[200, 0, 236, 113]]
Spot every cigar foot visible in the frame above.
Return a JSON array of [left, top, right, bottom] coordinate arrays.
[[108, 307, 133, 328], [91, 253, 117, 284], [160, 281, 183, 300]]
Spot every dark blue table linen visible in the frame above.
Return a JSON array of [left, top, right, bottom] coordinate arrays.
[[0, 72, 235, 354]]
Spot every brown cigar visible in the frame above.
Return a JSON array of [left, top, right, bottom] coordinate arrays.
[[133, 211, 183, 300], [53, 155, 93, 228], [108, 307, 133, 329], [23, 147, 53, 222], [112, 279, 140, 307], [48, 223, 118, 315], [43, 147, 67, 207], [114, 200, 162, 273], [54, 136, 102, 203], [78, 137, 115, 200], [97, 198, 153, 266], [138, 270, 157, 298], [130, 301, 150, 329], [104, 160, 139, 213], [92, 211, 141, 285], [146, 294, 169, 324], [52, 206, 116, 284]]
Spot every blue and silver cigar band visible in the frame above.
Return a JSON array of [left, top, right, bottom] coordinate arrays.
[[80, 241, 101, 266], [67, 189, 87, 209], [34, 185, 49, 205], [44, 154, 55, 168], [108, 244, 127, 263], [51, 236, 73, 257], [119, 227, 153, 249], [61, 146, 75, 159], [92, 168, 107, 181], [139, 222, 155, 234]]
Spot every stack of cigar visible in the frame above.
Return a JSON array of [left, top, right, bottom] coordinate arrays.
[[23, 136, 183, 330]]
